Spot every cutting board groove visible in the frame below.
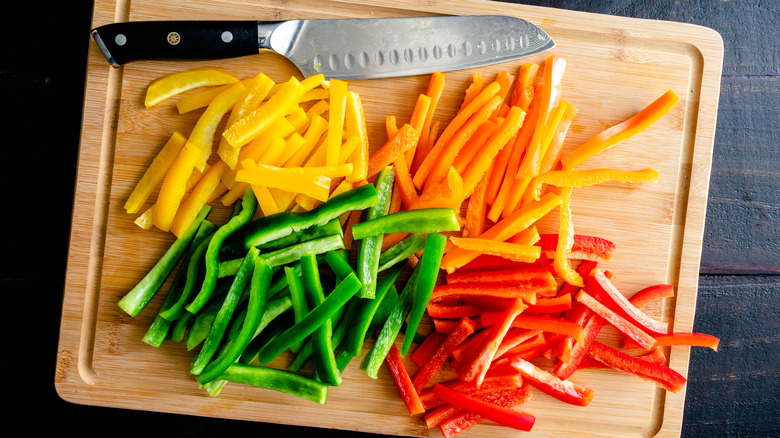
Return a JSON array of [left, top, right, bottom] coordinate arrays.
[[57, 1, 723, 437]]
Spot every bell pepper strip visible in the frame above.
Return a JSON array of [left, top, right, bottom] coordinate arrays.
[[235, 159, 332, 202], [238, 309, 294, 364], [523, 293, 573, 316], [448, 237, 542, 264], [537, 100, 579, 175], [575, 289, 657, 350], [436, 387, 533, 438], [460, 106, 526, 200], [629, 284, 676, 308], [185, 188, 257, 315], [217, 73, 276, 166], [142, 252, 192, 347], [578, 347, 667, 370], [222, 77, 306, 149], [392, 154, 419, 209], [459, 73, 485, 111], [586, 341, 687, 392], [124, 131, 187, 214], [170, 161, 230, 238], [411, 331, 447, 367], [377, 232, 426, 272], [455, 298, 527, 387], [176, 82, 235, 114], [445, 266, 556, 291], [403, 93, 433, 160], [585, 268, 670, 335], [169, 310, 194, 344], [256, 272, 362, 364], [401, 232, 447, 356], [299, 253, 342, 386], [285, 266, 309, 354], [480, 313, 585, 347], [511, 62, 540, 112], [410, 166, 464, 210], [351, 208, 460, 241], [495, 331, 547, 360], [452, 120, 498, 176], [360, 267, 419, 379], [118, 206, 211, 317], [426, 301, 482, 319], [158, 221, 218, 321], [345, 91, 370, 182], [483, 129, 514, 206], [191, 247, 260, 376], [419, 372, 524, 411], [411, 72, 446, 174], [432, 383, 536, 432], [462, 167, 490, 238], [190, 81, 249, 169], [531, 168, 660, 201], [196, 256, 272, 385], [432, 317, 483, 334], [561, 89, 680, 170], [261, 234, 344, 267], [456, 251, 549, 273], [144, 68, 239, 108], [431, 284, 537, 306], [244, 216, 343, 254], [185, 284, 230, 351], [412, 317, 476, 392], [622, 332, 721, 351], [357, 166, 395, 298], [510, 355, 594, 406], [384, 344, 425, 415], [440, 192, 561, 274], [325, 78, 348, 166], [216, 363, 328, 404], [342, 263, 404, 356], [553, 187, 584, 287], [241, 184, 377, 249], [537, 233, 616, 262], [366, 123, 420, 178], [152, 142, 204, 232], [414, 81, 502, 189]]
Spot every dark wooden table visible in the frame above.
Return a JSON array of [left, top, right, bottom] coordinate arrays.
[[4, 1, 777, 436]]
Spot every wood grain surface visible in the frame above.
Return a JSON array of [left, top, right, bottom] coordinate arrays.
[[3, 0, 778, 438]]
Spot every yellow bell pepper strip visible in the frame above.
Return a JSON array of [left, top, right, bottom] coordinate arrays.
[[117, 206, 211, 317], [222, 76, 306, 149], [327, 79, 348, 167], [344, 91, 369, 182], [366, 123, 420, 179], [216, 73, 276, 166], [448, 237, 541, 263], [135, 163, 206, 230], [144, 68, 239, 108], [401, 232, 447, 356], [124, 131, 187, 214], [185, 187, 257, 315], [413, 81, 502, 190], [301, 87, 330, 103], [234, 159, 332, 202], [530, 168, 660, 201], [152, 142, 203, 232], [357, 166, 395, 299], [170, 160, 230, 238], [561, 89, 680, 170], [553, 187, 584, 286], [188, 80, 248, 170], [250, 183, 279, 217], [306, 99, 329, 119], [176, 83, 232, 114], [440, 192, 562, 274], [286, 114, 329, 168]]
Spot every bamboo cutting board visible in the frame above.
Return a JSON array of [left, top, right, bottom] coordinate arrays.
[[56, 0, 723, 437]]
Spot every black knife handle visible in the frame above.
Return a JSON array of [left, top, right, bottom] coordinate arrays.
[[91, 21, 260, 66]]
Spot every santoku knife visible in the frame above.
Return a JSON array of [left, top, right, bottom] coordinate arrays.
[[91, 16, 554, 80]]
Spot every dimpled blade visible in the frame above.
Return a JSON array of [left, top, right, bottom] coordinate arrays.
[[268, 15, 555, 79]]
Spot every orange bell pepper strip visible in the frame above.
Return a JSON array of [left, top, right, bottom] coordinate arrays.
[[530, 168, 660, 201], [410, 166, 463, 210], [459, 73, 484, 110], [553, 187, 584, 287], [144, 68, 239, 108], [483, 123, 514, 205], [448, 236, 541, 264], [412, 72, 446, 175], [462, 170, 489, 238], [413, 81, 502, 189], [124, 131, 187, 214], [326, 79, 348, 167], [452, 120, 498, 175], [403, 93, 432, 165], [221, 76, 306, 149], [385, 115, 399, 138], [420, 94, 502, 191], [169, 160, 229, 237], [440, 192, 562, 273], [152, 143, 203, 232], [510, 62, 540, 111], [392, 153, 419, 209], [345, 91, 369, 182], [366, 123, 420, 178], [461, 106, 526, 200], [561, 89, 680, 170], [538, 100, 579, 174], [490, 70, 515, 119]]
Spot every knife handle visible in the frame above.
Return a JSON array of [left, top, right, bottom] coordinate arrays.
[[91, 21, 260, 66]]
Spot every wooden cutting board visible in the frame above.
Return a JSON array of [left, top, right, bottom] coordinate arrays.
[[56, 0, 723, 436]]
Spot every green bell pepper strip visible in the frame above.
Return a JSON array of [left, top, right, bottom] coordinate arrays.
[[242, 184, 378, 249], [170, 311, 194, 343], [402, 232, 447, 356], [300, 253, 342, 386], [159, 221, 219, 321], [357, 166, 395, 298], [238, 296, 294, 364], [378, 233, 427, 272], [191, 247, 260, 375], [187, 295, 222, 351], [350, 208, 460, 241], [142, 245, 193, 347], [186, 188, 257, 315], [217, 363, 328, 404], [118, 205, 211, 317], [257, 216, 343, 251], [217, 257, 244, 278], [324, 250, 355, 281], [262, 234, 344, 267], [285, 266, 309, 354], [197, 257, 273, 385], [287, 302, 348, 372], [341, 262, 404, 356], [256, 272, 362, 365], [360, 266, 419, 378]]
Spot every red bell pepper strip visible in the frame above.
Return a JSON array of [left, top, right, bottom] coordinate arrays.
[[587, 341, 687, 393], [628, 284, 676, 309], [575, 289, 657, 350], [432, 384, 536, 432], [524, 293, 573, 315], [553, 313, 605, 380], [411, 331, 447, 367], [578, 348, 667, 370], [493, 329, 543, 360], [457, 251, 551, 273], [418, 373, 523, 411], [412, 317, 476, 392], [428, 386, 532, 434], [426, 301, 482, 319], [431, 284, 537, 306], [585, 269, 670, 335], [623, 332, 721, 351], [480, 313, 586, 346], [450, 327, 492, 362], [536, 233, 616, 262], [445, 266, 556, 291], [385, 344, 425, 415], [510, 356, 594, 407], [432, 317, 483, 334], [455, 298, 527, 387]]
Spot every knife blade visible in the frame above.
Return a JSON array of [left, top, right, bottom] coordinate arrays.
[[91, 16, 554, 80]]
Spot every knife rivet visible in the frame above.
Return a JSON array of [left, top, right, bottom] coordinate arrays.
[[115, 34, 127, 46], [222, 31, 233, 43]]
